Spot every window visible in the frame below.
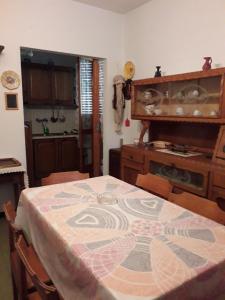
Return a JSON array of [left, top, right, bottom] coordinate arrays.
[[80, 58, 104, 115], [99, 59, 104, 115], [80, 58, 93, 115]]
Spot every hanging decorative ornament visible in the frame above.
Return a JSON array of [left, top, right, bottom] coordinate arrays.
[[124, 103, 130, 127], [113, 75, 126, 133], [124, 61, 135, 80], [124, 61, 135, 100], [1, 70, 20, 90], [125, 118, 130, 127]]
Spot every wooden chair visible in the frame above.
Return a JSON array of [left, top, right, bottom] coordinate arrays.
[[16, 235, 61, 300], [3, 201, 51, 300], [41, 171, 89, 186], [168, 192, 225, 225], [136, 173, 173, 199]]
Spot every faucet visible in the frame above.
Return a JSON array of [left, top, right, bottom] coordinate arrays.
[[36, 118, 49, 135]]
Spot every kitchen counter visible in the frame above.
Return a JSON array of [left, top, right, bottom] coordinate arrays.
[[32, 133, 78, 140]]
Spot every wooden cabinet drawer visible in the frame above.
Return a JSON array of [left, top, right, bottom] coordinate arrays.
[[122, 148, 144, 163], [121, 159, 144, 185], [212, 171, 225, 189]]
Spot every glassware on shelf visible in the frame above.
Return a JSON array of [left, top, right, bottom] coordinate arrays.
[[172, 84, 208, 104], [134, 72, 222, 119], [175, 107, 185, 116], [192, 109, 202, 117], [209, 110, 218, 117]]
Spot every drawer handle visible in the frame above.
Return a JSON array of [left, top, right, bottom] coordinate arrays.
[[129, 155, 133, 160]]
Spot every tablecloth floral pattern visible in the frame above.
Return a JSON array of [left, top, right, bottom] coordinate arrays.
[[16, 176, 225, 300]]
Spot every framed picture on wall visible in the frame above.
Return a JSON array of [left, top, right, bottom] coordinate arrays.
[[5, 92, 18, 110]]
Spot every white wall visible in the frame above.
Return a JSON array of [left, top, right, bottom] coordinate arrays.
[[124, 0, 225, 139], [0, 0, 128, 203], [125, 0, 225, 78]]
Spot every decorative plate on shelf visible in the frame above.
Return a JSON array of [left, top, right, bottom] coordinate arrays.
[[1, 70, 20, 90], [124, 61, 135, 80]]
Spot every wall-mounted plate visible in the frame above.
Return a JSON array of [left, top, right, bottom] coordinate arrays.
[[1, 70, 20, 90]]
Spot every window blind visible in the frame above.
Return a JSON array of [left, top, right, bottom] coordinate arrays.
[[80, 58, 104, 115], [99, 59, 104, 115], [80, 58, 93, 115]]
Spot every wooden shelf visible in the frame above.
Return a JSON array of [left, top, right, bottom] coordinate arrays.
[[132, 115, 225, 124], [133, 67, 225, 85]]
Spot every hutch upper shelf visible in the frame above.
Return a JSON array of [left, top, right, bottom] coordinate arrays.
[[131, 68, 225, 123]]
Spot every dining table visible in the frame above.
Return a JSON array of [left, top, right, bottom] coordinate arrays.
[[15, 175, 225, 300]]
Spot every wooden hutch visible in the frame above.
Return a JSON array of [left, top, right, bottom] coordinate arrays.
[[121, 68, 225, 204]]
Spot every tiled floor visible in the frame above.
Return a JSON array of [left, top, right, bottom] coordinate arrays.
[[0, 217, 13, 300]]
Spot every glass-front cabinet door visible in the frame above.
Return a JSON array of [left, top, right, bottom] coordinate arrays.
[[132, 70, 225, 120], [149, 160, 209, 197]]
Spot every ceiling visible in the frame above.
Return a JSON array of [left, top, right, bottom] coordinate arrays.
[[73, 0, 151, 14]]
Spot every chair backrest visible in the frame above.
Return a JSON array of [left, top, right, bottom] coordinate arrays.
[[168, 192, 225, 225], [16, 235, 60, 300], [41, 171, 90, 186], [3, 200, 23, 252], [136, 173, 173, 199], [3, 200, 16, 222]]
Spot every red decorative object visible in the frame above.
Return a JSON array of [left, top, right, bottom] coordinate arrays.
[[202, 57, 212, 71], [125, 118, 130, 127]]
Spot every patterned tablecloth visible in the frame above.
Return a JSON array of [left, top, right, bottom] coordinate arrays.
[[16, 176, 225, 300]]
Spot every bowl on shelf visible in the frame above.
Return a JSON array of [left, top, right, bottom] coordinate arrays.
[[154, 108, 162, 115], [209, 110, 218, 117], [176, 106, 185, 116], [192, 109, 202, 116]]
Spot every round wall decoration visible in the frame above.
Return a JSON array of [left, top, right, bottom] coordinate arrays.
[[1, 70, 20, 90], [124, 61, 135, 80]]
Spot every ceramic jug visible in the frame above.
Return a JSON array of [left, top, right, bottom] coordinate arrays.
[[202, 57, 212, 71]]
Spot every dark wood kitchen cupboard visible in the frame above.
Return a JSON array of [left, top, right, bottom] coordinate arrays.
[[33, 139, 57, 179], [53, 66, 75, 105], [58, 138, 79, 171], [22, 63, 52, 105], [33, 137, 79, 180], [22, 63, 75, 106]]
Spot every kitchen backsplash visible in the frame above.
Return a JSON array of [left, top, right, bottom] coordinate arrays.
[[24, 107, 79, 134]]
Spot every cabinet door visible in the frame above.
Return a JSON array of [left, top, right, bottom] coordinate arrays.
[[28, 66, 52, 104], [58, 138, 79, 171], [53, 68, 74, 105], [34, 139, 57, 179], [132, 74, 222, 120], [121, 159, 144, 185], [149, 159, 209, 197]]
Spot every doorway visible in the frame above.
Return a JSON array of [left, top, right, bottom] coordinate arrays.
[[21, 48, 104, 185]]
